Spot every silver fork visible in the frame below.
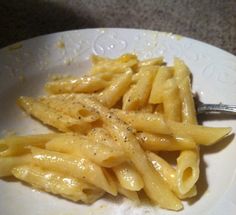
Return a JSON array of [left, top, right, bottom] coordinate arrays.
[[197, 101, 236, 115]]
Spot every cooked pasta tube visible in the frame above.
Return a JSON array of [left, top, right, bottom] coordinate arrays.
[[138, 57, 164, 67], [0, 133, 57, 156], [31, 147, 117, 195], [39, 94, 100, 122], [45, 74, 109, 94], [117, 183, 140, 202], [46, 135, 126, 167], [173, 58, 190, 79], [168, 121, 231, 145], [90, 62, 137, 74], [147, 152, 197, 199], [115, 110, 231, 145], [98, 69, 133, 108], [18, 96, 91, 133], [178, 77, 197, 124], [122, 66, 157, 110], [115, 110, 171, 135], [1, 53, 232, 210], [91, 53, 138, 65], [149, 66, 173, 104], [75, 95, 182, 211], [90, 54, 138, 74], [91, 55, 109, 64], [109, 53, 138, 64], [12, 165, 104, 203], [113, 162, 144, 191], [173, 57, 190, 94], [173, 58, 197, 124], [174, 58, 199, 195], [146, 152, 175, 189], [136, 132, 196, 151], [179, 186, 197, 199], [176, 150, 200, 194], [87, 127, 122, 150], [0, 154, 32, 177], [122, 85, 136, 109], [163, 78, 182, 122]]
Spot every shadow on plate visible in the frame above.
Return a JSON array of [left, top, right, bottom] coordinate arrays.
[[186, 153, 208, 206], [1, 175, 18, 182], [186, 133, 234, 206], [202, 133, 234, 154], [198, 114, 236, 125]]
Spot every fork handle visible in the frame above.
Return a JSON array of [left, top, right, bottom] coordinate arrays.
[[197, 103, 236, 114]]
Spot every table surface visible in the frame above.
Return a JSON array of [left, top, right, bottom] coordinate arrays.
[[0, 0, 235, 55]]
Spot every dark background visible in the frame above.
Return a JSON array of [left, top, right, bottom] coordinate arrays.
[[0, 0, 235, 55]]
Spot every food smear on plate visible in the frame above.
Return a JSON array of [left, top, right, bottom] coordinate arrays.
[[0, 53, 232, 211]]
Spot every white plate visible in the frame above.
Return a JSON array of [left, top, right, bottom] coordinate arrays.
[[0, 28, 236, 215]]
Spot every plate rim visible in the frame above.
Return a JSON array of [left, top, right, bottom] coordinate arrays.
[[1, 27, 235, 59], [0, 27, 236, 215]]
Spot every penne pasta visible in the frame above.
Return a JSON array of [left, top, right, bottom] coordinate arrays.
[[91, 54, 111, 65], [114, 110, 171, 135], [138, 57, 164, 67], [0, 53, 232, 211], [173, 59, 199, 196], [31, 147, 117, 195], [178, 77, 197, 124], [113, 162, 144, 191], [146, 151, 176, 191], [179, 186, 197, 199], [136, 132, 196, 151], [45, 78, 107, 94], [173, 58, 197, 124], [117, 183, 140, 202], [74, 95, 182, 210], [115, 110, 231, 145], [12, 165, 104, 203], [0, 154, 32, 177], [87, 127, 122, 150], [122, 66, 157, 110], [0, 133, 58, 156], [98, 69, 133, 108], [163, 78, 182, 122], [88, 127, 115, 144], [173, 59, 198, 199], [147, 151, 197, 199], [39, 94, 100, 122], [168, 120, 231, 145], [90, 57, 138, 74], [45, 73, 111, 94], [91, 53, 138, 66], [18, 96, 91, 133], [149, 66, 173, 104], [173, 58, 190, 82], [90, 62, 137, 74], [176, 150, 200, 194], [46, 135, 126, 167]]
